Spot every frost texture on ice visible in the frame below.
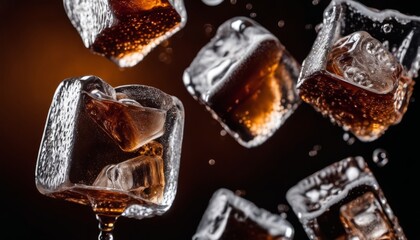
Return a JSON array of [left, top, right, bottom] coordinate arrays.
[[183, 16, 300, 148], [63, 0, 187, 67], [301, 0, 420, 79], [286, 157, 406, 240], [193, 188, 294, 240], [35, 76, 185, 219]]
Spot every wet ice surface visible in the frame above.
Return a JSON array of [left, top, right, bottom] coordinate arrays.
[[63, 0, 187, 67], [35, 75, 185, 219], [193, 188, 294, 240], [286, 157, 406, 240], [327, 31, 402, 94], [297, 0, 419, 142], [183, 16, 300, 148]]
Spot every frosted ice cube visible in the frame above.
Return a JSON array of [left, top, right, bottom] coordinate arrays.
[[297, 0, 419, 142], [193, 188, 294, 240], [183, 16, 301, 148], [35, 75, 185, 219], [63, 0, 187, 67], [286, 157, 406, 240]]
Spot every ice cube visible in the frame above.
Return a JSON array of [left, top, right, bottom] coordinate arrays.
[[63, 0, 187, 67], [340, 192, 395, 239], [35, 75, 185, 219], [84, 89, 166, 152], [193, 188, 294, 240], [297, 0, 419, 142], [183, 16, 301, 148], [286, 157, 406, 240]]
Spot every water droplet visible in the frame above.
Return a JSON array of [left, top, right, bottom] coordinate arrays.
[[201, 0, 224, 6], [250, 12, 257, 18], [245, 3, 253, 10], [372, 148, 389, 167], [343, 133, 355, 145], [203, 23, 214, 37], [304, 24, 313, 30], [312, 0, 320, 5], [277, 204, 290, 213], [220, 129, 227, 136], [208, 159, 216, 165], [230, 0, 237, 4], [277, 20, 285, 28], [309, 144, 322, 157], [382, 23, 393, 34]]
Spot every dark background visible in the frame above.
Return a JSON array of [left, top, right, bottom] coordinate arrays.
[[1, 0, 418, 239]]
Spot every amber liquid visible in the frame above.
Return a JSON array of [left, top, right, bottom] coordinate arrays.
[[92, 0, 181, 63], [298, 71, 414, 141], [209, 44, 298, 143]]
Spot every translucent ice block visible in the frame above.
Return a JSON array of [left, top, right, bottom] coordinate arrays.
[[193, 188, 294, 240], [63, 0, 187, 67], [35, 75, 185, 219], [286, 157, 406, 240], [297, 0, 419, 141], [183, 16, 301, 148]]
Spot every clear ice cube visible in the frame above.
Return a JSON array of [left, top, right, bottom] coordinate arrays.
[[63, 0, 187, 67], [35, 75, 185, 219], [183, 16, 301, 148], [193, 188, 294, 240], [297, 0, 419, 142], [286, 157, 406, 240]]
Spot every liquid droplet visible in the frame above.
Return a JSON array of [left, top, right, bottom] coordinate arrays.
[[277, 20, 285, 28], [208, 159, 216, 165], [309, 144, 322, 157], [220, 129, 227, 136], [382, 23, 393, 33], [245, 3, 253, 10], [201, 0, 224, 6], [372, 148, 389, 167], [234, 189, 246, 197], [343, 133, 355, 145], [312, 0, 320, 5]]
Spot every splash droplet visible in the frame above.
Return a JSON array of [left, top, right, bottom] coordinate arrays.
[[309, 144, 322, 157], [208, 159, 216, 165], [235, 189, 246, 197], [245, 3, 253, 10], [343, 133, 355, 145], [277, 20, 285, 28], [372, 148, 389, 167], [381, 23, 393, 34], [312, 0, 320, 5], [220, 129, 227, 136], [202, 0, 224, 6]]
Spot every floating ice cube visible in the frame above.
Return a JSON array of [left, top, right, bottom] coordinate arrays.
[[286, 157, 406, 240], [193, 188, 294, 240], [297, 0, 419, 142], [35, 75, 185, 219], [183, 16, 301, 148], [63, 0, 187, 67]]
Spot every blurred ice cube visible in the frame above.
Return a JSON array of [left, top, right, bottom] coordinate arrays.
[[183, 16, 301, 148], [286, 157, 406, 240], [297, 0, 419, 142], [63, 0, 187, 67], [193, 188, 294, 240], [340, 192, 395, 239], [35, 75, 185, 219]]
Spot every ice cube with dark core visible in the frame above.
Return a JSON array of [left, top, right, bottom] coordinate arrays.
[[297, 0, 419, 142], [183, 16, 301, 148]]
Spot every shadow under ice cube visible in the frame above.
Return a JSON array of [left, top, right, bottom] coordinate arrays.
[[35, 75, 185, 219], [183, 16, 301, 148], [193, 188, 294, 240], [297, 0, 419, 142], [286, 157, 406, 240], [63, 0, 187, 67]]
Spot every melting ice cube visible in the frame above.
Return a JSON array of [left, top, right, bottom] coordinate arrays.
[[193, 188, 294, 240], [183, 16, 301, 148], [63, 0, 187, 67], [35, 75, 185, 219], [286, 157, 406, 240], [297, 0, 419, 142]]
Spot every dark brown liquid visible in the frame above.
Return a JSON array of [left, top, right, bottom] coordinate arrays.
[[209, 45, 298, 143], [298, 71, 414, 141], [92, 0, 181, 63]]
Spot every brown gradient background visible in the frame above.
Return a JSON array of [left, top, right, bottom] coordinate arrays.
[[1, 0, 418, 239]]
